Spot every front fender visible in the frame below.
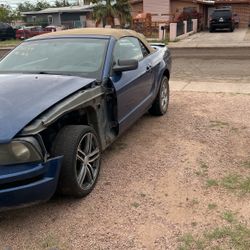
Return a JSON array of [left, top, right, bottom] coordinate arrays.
[[21, 86, 104, 135]]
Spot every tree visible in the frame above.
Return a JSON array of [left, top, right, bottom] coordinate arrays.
[[0, 6, 12, 23], [17, 2, 36, 12], [0, 5, 20, 23], [17, 1, 51, 12], [115, 0, 132, 27], [92, 0, 132, 28], [34, 1, 51, 11], [54, 0, 71, 7]]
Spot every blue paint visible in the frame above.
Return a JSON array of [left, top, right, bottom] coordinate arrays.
[[0, 157, 62, 208], [0, 74, 95, 143]]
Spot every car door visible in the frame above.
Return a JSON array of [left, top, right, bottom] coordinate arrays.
[[111, 36, 155, 133]]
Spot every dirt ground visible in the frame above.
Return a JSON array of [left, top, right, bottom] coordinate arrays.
[[0, 91, 249, 249]]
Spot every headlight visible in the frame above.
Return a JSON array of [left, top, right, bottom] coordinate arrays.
[[11, 141, 32, 162], [0, 138, 42, 165]]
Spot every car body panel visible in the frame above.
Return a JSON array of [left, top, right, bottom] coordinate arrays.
[[111, 44, 171, 134], [111, 57, 154, 132], [0, 74, 95, 143], [0, 156, 62, 209], [21, 86, 105, 138]]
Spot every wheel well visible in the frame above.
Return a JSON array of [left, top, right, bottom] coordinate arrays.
[[163, 69, 170, 80], [40, 107, 97, 154]]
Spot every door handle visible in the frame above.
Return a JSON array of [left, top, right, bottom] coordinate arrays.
[[146, 65, 152, 72]]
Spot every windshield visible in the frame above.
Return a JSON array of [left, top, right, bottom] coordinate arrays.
[[0, 38, 109, 79], [212, 10, 232, 18]]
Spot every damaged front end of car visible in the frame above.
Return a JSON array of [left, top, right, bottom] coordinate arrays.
[[0, 83, 116, 210], [0, 135, 62, 209]]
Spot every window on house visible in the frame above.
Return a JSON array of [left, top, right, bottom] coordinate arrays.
[[32, 16, 36, 23], [48, 15, 53, 25], [183, 7, 197, 14]]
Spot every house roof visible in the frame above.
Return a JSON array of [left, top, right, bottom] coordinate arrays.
[[30, 28, 155, 53], [196, 0, 215, 4], [195, 0, 250, 4], [22, 5, 94, 15], [130, 0, 143, 4], [182, 0, 250, 3]]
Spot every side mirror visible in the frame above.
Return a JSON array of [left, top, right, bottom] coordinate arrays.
[[113, 59, 138, 73]]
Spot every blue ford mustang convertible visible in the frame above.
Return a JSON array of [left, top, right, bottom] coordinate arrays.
[[0, 28, 171, 210]]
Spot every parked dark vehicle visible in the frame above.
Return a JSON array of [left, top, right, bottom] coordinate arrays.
[[0, 28, 171, 210], [209, 9, 235, 32], [0, 22, 15, 40]]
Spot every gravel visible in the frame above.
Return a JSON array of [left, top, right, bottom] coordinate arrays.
[[0, 91, 249, 249]]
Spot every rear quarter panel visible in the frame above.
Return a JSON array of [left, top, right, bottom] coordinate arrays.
[[150, 44, 172, 98]]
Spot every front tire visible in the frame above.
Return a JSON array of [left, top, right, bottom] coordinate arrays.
[[149, 76, 169, 116], [52, 125, 101, 198]]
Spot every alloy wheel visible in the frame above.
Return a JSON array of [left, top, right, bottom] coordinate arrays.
[[76, 132, 100, 190], [160, 79, 169, 112]]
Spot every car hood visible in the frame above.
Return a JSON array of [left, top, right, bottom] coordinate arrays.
[[0, 74, 96, 144]]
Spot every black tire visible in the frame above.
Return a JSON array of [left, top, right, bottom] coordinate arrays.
[[52, 125, 101, 198], [209, 27, 214, 33], [149, 76, 169, 116]]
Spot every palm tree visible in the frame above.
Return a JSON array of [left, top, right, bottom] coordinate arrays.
[[92, 0, 132, 28], [115, 0, 132, 27]]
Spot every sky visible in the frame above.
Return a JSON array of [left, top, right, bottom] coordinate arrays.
[[0, 0, 78, 9]]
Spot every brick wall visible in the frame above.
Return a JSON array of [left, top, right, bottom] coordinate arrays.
[[143, 0, 171, 22], [171, 0, 203, 21], [130, 1, 143, 17]]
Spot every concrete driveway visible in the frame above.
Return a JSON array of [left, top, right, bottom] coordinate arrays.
[[169, 28, 250, 48]]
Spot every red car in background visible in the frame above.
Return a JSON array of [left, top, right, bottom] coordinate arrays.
[[16, 26, 49, 39]]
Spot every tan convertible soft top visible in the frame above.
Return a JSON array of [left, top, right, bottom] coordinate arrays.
[[33, 28, 155, 53]]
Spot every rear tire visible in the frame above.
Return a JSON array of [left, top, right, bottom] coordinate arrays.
[[149, 76, 169, 116], [52, 125, 101, 198]]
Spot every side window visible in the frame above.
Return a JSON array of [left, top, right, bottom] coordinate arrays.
[[113, 37, 143, 64], [140, 41, 150, 58]]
